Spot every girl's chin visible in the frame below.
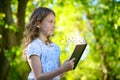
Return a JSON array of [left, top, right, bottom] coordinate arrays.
[[49, 34, 54, 36]]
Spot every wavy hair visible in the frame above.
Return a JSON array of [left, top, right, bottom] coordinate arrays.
[[22, 7, 55, 59]]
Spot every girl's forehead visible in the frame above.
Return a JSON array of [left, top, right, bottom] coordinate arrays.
[[47, 13, 55, 17], [44, 13, 55, 20]]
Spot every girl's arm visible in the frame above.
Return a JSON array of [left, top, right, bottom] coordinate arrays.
[[28, 55, 75, 80], [59, 60, 65, 78]]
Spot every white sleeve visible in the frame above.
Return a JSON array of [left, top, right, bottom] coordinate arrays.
[[25, 41, 41, 59]]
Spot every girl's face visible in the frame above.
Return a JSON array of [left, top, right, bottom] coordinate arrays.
[[39, 13, 55, 37]]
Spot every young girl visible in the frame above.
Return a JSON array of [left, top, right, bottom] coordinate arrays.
[[23, 7, 75, 80]]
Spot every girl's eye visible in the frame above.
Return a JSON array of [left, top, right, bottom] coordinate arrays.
[[48, 20, 55, 24]]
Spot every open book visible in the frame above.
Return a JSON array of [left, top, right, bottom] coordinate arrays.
[[69, 39, 87, 69]]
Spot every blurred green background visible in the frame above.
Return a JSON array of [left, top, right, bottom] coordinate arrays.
[[0, 0, 120, 80]]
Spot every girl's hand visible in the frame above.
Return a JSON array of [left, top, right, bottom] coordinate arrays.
[[60, 58, 75, 72]]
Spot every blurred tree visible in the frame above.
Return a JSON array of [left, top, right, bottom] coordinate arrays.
[[0, 0, 14, 79], [71, 0, 120, 80], [51, 0, 120, 80], [0, 0, 28, 79], [84, 0, 120, 80]]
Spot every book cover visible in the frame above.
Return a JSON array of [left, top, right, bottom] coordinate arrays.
[[69, 39, 87, 69]]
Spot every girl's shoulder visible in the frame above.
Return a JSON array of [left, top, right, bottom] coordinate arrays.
[[25, 38, 42, 58], [26, 38, 42, 49], [51, 43, 61, 51], [52, 43, 59, 48], [28, 38, 41, 46]]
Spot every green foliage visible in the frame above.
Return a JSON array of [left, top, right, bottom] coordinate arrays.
[[0, 13, 5, 26], [5, 46, 30, 80], [52, 0, 120, 80]]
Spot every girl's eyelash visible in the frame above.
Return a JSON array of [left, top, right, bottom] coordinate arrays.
[[48, 20, 55, 24]]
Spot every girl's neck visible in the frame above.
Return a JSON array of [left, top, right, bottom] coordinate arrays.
[[38, 33, 48, 44]]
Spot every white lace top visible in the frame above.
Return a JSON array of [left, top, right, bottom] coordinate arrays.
[[26, 38, 61, 80]]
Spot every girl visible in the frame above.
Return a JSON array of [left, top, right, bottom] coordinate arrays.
[[23, 7, 75, 80]]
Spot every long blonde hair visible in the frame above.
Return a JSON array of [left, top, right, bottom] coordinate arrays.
[[22, 7, 55, 59]]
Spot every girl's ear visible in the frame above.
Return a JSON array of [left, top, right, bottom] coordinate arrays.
[[35, 20, 41, 28]]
